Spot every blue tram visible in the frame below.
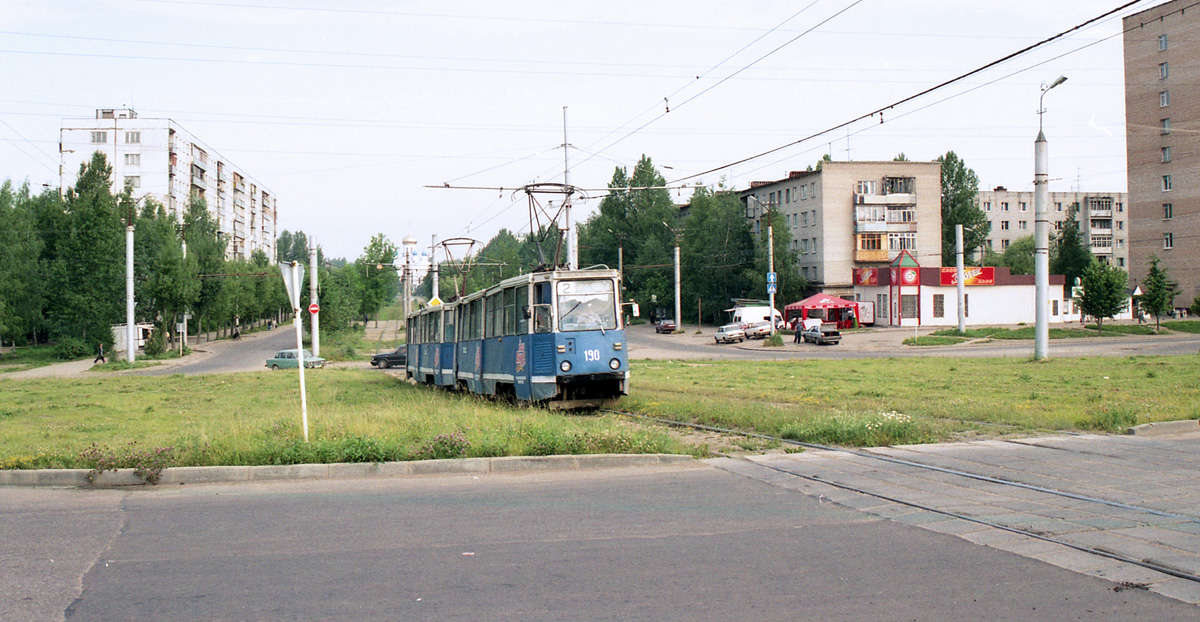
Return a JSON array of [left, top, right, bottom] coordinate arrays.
[[405, 267, 629, 409]]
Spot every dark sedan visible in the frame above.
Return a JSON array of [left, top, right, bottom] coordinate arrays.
[[370, 347, 407, 369]]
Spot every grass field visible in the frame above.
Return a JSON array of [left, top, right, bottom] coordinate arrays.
[[930, 325, 1153, 340], [622, 356, 1200, 446], [3, 355, 1198, 476], [0, 370, 687, 473]]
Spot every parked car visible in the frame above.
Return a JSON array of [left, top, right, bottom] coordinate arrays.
[[745, 321, 773, 339], [714, 323, 746, 344], [266, 349, 326, 369], [655, 320, 677, 334], [801, 319, 841, 345], [370, 346, 407, 369]]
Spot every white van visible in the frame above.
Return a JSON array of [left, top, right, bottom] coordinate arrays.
[[728, 306, 783, 328]]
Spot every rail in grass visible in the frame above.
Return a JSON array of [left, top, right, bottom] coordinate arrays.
[[406, 267, 629, 409]]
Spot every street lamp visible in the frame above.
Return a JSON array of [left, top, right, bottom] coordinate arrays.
[[1035, 75, 1067, 360]]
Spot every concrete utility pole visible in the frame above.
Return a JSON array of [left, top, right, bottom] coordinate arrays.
[[431, 234, 439, 300], [674, 238, 681, 329], [402, 235, 418, 320], [956, 225, 966, 334], [1035, 75, 1067, 360], [309, 239, 319, 357], [563, 106, 577, 270], [126, 220, 135, 363]]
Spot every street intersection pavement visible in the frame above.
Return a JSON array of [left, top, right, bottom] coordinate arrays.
[[715, 429, 1200, 605]]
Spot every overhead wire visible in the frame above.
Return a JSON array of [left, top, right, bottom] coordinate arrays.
[[669, 0, 1152, 186]]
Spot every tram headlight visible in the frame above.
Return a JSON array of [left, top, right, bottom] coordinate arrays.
[[560, 360, 572, 372], [609, 358, 621, 370]]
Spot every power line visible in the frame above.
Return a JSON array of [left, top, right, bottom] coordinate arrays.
[[669, 0, 1151, 186]]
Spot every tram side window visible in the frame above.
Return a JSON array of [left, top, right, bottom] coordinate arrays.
[[485, 294, 498, 338], [444, 308, 455, 342], [470, 299, 482, 339], [515, 285, 529, 334], [533, 282, 552, 334], [503, 287, 517, 336]]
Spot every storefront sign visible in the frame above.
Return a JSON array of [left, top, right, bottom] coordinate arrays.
[[854, 268, 879, 286], [939, 266, 995, 286]]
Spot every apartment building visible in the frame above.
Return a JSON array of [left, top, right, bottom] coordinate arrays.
[[740, 161, 942, 298], [978, 188, 1129, 268], [59, 108, 276, 261], [1124, 0, 1199, 308]]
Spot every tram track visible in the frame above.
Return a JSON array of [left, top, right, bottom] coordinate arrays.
[[606, 408, 1200, 585]]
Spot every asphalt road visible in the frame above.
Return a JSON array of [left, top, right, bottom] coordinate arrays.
[[136, 327, 299, 376], [5, 464, 1196, 621], [627, 322, 1200, 360]]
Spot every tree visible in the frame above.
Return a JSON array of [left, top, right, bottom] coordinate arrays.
[[679, 186, 759, 324], [1050, 203, 1094, 297], [183, 197, 227, 337], [0, 181, 46, 345], [1076, 262, 1128, 332], [893, 153, 909, 161], [1139, 255, 1178, 331], [358, 233, 398, 321], [45, 153, 124, 346], [938, 151, 990, 265], [1000, 235, 1035, 276]]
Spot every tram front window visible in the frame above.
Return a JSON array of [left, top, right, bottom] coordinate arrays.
[[557, 280, 616, 332]]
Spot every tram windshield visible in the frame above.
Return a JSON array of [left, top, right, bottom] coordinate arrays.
[[557, 279, 617, 332]]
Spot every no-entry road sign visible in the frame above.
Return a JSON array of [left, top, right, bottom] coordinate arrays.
[[308, 303, 320, 315]]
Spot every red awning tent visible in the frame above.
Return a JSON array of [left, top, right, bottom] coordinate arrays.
[[784, 293, 860, 329]]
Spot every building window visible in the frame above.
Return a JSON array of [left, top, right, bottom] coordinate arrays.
[[858, 233, 883, 251], [1160, 62, 1169, 80], [1018, 220, 1027, 230], [1162, 175, 1173, 191], [1164, 232, 1173, 250], [1162, 118, 1171, 134], [1163, 146, 1172, 163], [1116, 202, 1124, 213], [1164, 203, 1173, 219], [886, 207, 916, 223], [801, 211, 809, 226], [1002, 239, 1011, 250], [1055, 202, 1062, 212], [1000, 221, 1009, 230], [124, 175, 140, 189], [800, 239, 808, 254], [1161, 90, 1170, 107], [901, 295, 919, 319], [124, 153, 140, 166], [1118, 258, 1125, 268], [933, 294, 945, 318], [125, 131, 141, 144], [1116, 238, 1125, 249], [90, 131, 107, 144], [1118, 221, 1125, 231], [811, 238, 818, 254], [1019, 202, 1027, 212], [810, 182, 816, 199], [1001, 202, 1009, 211], [1052, 300, 1059, 316], [983, 201, 991, 212], [856, 180, 876, 195], [1159, 34, 1169, 51], [888, 233, 916, 251]]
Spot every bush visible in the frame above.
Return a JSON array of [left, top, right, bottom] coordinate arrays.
[[144, 330, 166, 357], [53, 337, 91, 360]]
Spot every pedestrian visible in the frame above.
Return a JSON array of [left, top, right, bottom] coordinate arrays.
[[93, 342, 106, 364]]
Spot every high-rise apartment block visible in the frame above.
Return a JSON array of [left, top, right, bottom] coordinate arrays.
[[741, 161, 942, 297], [1124, 1, 1198, 308], [977, 188, 1129, 269], [59, 108, 276, 261]]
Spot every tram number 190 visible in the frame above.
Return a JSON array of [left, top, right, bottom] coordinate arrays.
[[583, 349, 601, 362]]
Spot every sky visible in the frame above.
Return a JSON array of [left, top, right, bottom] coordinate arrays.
[[0, 0, 1146, 261]]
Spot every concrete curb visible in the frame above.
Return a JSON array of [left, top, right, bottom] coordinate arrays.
[[1126, 419, 1200, 436], [0, 453, 696, 488]]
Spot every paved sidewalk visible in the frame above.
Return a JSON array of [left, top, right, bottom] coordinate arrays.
[[713, 430, 1200, 605]]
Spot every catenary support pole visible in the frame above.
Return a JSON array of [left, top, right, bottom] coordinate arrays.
[[309, 240, 319, 357], [768, 215, 776, 337], [956, 225, 966, 334], [126, 224, 135, 362], [1034, 131, 1050, 359], [674, 238, 681, 329]]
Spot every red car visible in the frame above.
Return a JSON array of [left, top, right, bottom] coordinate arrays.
[[655, 321, 677, 334]]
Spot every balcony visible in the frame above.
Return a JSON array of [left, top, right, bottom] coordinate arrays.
[[856, 193, 916, 206], [855, 248, 890, 263]]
